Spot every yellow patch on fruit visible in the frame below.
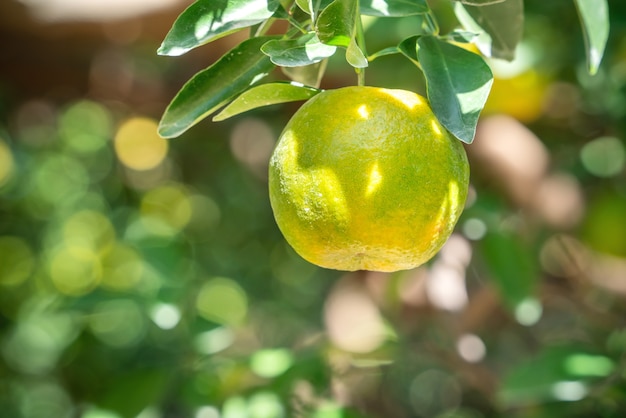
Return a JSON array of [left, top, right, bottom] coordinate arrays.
[[268, 86, 470, 272]]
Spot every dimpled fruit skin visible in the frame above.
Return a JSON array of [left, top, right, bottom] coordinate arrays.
[[268, 86, 469, 272]]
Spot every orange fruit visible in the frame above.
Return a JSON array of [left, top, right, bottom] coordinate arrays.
[[268, 86, 469, 272]]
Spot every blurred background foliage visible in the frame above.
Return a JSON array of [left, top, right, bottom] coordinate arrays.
[[0, 0, 626, 417]]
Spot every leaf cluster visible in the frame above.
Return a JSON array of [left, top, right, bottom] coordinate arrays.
[[157, 0, 609, 144]]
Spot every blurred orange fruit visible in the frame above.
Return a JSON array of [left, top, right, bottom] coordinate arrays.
[[483, 70, 548, 123]]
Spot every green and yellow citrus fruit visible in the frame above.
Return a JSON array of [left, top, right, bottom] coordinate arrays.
[[269, 86, 469, 272]]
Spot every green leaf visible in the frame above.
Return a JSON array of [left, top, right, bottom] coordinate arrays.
[[360, 0, 428, 17], [158, 36, 277, 138], [310, 0, 335, 22], [346, 38, 368, 68], [213, 82, 321, 121], [99, 370, 169, 417], [368, 46, 402, 61], [453, 0, 506, 5], [398, 35, 419, 63], [574, 0, 610, 75], [316, 0, 367, 68], [157, 0, 281, 56], [281, 60, 328, 87], [417, 36, 493, 144], [479, 230, 537, 309], [316, 0, 358, 47], [499, 346, 615, 407], [444, 30, 479, 43], [454, 0, 523, 61], [261, 32, 337, 66], [295, 0, 311, 14]]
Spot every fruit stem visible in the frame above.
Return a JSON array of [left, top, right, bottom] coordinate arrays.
[[357, 68, 365, 86], [355, 7, 367, 86], [254, 18, 274, 37]]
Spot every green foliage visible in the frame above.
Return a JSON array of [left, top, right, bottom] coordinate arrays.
[[416, 35, 493, 143], [574, 0, 610, 75], [453, 0, 523, 61], [156, 0, 609, 144], [213, 82, 321, 121], [1, 1, 625, 418], [159, 36, 278, 138]]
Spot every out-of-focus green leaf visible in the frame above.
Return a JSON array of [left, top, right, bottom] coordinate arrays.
[[499, 346, 615, 407], [444, 30, 479, 43], [295, 0, 311, 14], [574, 0, 610, 75], [453, 0, 506, 5], [417, 36, 493, 144], [360, 0, 428, 17], [454, 0, 523, 61], [158, 36, 277, 138], [261, 33, 337, 67], [213, 82, 321, 121], [281, 60, 328, 87], [99, 370, 169, 417], [157, 0, 281, 56], [479, 230, 537, 309]]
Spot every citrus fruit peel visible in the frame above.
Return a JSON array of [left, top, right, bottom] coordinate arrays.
[[269, 86, 469, 272]]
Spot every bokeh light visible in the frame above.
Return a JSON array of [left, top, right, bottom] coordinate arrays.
[[48, 245, 101, 296], [27, 153, 89, 216], [0, 139, 15, 187], [13, 100, 58, 148], [114, 117, 168, 171], [250, 348, 293, 378], [195, 406, 220, 418], [89, 299, 146, 348], [196, 278, 248, 326], [247, 392, 284, 418], [229, 117, 276, 179], [2, 310, 79, 374], [580, 136, 625, 177], [100, 243, 145, 291], [150, 303, 181, 330], [457, 334, 487, 363], [59, 100, 112, 154], [63, 210, 115, 251], [409, 369, 461, 417], [140, 183, 192, 236], [324, 275, 388, 353], [194, 327, 235, 355], [514, 298, 543, 326], [0, 236, 35, 286], [16, 381, 73, 418]]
